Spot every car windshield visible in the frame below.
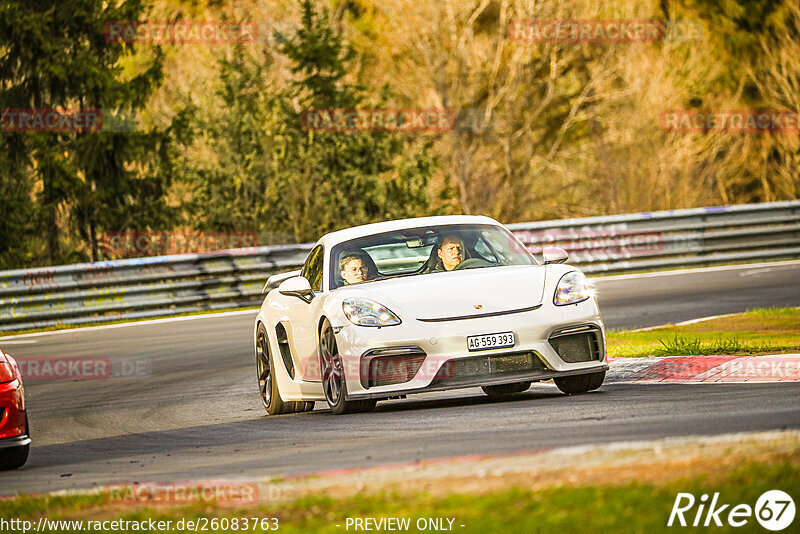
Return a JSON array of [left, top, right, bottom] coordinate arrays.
[[330, 224, 535, 289]]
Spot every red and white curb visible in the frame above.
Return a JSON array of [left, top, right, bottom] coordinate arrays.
[[607, 354, 800, 383]]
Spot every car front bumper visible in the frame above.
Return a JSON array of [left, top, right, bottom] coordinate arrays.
[[334, 297, 607, 399], [0, 434, 31, 449]]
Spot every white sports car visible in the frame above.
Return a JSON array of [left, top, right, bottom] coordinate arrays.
[[254, 215, 607, 415]]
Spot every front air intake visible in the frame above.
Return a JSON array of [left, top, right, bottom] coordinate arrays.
[[548, 326, 602, 363], [360, 347, 427, 388], [430, 351, 547, 386]]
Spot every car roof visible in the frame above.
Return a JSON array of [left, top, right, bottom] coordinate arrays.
[[318, 215, 502, 247]]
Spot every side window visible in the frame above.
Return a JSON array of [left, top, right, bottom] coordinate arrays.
[[301, 245, 324, 292]]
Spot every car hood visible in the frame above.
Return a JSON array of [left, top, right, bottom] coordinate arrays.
[[350, 265, 547, 321]]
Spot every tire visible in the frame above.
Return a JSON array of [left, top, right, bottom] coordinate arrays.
[[554, 370, 605, 395], [256, 323, 298, 415], [482, 381, 531, 398], [319, 319, 376, 415], [0, 418, 30, 471]]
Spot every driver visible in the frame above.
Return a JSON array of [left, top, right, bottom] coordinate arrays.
[[433, 234, 465, 271], [339, 252, 371, 285]]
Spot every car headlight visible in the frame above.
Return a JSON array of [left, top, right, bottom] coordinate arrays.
[[0, 352, 16, 384], [554, 271, 591, 306], [342, 298, 402, 327]]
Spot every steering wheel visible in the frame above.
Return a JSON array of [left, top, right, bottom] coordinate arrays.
[[452, 258, 495, 270]]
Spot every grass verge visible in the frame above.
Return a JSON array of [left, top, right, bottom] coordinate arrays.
[[607, 307, 800, 358], [0, 454, 796, 533]]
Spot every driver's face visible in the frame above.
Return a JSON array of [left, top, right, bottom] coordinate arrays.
[[438, 238, 464, 271], [341, 258, 368, 284]]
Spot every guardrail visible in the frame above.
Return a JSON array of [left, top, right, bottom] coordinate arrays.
[[1, 200, 798, 332]]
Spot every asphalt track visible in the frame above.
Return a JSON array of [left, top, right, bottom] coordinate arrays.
[[1, 261, 799, 496]]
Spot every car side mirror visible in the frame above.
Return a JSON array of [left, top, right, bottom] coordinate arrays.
[[263, 269, 302, 294], [278, 276, 314, 303], [543, 246, 569, 265]]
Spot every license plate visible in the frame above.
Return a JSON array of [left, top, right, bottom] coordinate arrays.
[[467, 331, 515, 352]]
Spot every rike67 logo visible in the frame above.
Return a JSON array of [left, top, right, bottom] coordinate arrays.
[[668, 490, 795, 531]]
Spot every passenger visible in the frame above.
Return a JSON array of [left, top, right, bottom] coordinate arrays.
[[339, 252, 371, 285], [433, 234, 465, 271]]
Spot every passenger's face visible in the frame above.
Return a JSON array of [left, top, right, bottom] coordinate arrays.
[[438, 238, 464, 271], [341, 258, 367, 284]]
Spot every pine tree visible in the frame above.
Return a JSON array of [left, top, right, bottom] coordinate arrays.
[[272, 0, 440, 242], [0, 0, 171, 265], [178, 0, 443, 244]]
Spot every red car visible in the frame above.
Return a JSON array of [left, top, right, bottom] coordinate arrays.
[[0, 349, 30, 470]]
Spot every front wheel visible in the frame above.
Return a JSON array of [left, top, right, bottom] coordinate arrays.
[[0, 443, 29, 471], [319, 319, 376, 415], [0, 417, 29, 470], [554, 370, 605, 395]]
